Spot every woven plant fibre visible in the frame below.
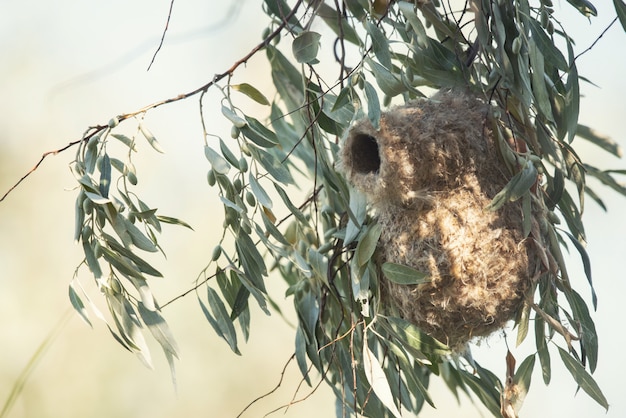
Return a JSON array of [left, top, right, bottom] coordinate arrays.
[[341, 90, 537, 349]]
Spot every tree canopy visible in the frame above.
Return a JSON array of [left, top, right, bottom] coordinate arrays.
[[2, 1, 626, 417]]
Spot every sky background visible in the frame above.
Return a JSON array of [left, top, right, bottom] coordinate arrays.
[[0, 1, 625, 417]]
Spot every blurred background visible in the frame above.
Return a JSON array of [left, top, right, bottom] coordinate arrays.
[[0, 1, 624, 417]]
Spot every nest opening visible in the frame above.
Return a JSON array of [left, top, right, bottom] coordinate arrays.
[[346, 133, 381, 174]]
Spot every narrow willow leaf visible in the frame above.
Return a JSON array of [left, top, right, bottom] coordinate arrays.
[[248, 172, 273, 209], [345, 187, 367, 245], [557, 347, 608, 410], [231, 83, 270, 106], [100, 247, 145, 280], [292, 31, 321, 64], [382, 316, 450, 356], [207, 287, 241, 354], [111, 133, 137, 151], [74, 191, 86, 242], [355, 223, 382, 267], [156, 215, 193, 230], [98, 153, 111, 198], [516, 302, 531, 346], [82, 239, 103, 279], [242, 116, 279, 148], [221, 105, 247, 128], [382, 262, 429, 285], [577, 124, 622, 157], [219, 138, 241, 169], [120, 215, 158, 252], [566, 0, 598, 16], [527, 19, 568, 71], [313, 2, 361, 45], [295, 327, 312, 385], [139, 123, 165, 153], [513, 354, 535, 409], [84, 191, 111, 205], [102, 233, 162, 277], [294, 281, 319, 344], [69, 281, 92, 327], [459, 369, 502, 417], [367, 59, 405, 97], [537, 330, 552, 384], [363, 339, 403, 418], [366, 20, 392, 69], [562, 230, 596, 309], [138, 302, 179, 358], [274, 183, 308, 224], [250, 147, 294, 184], [528, 38, 553, 121], [364, 80, 381, 130], [204, 145, 231, 175], [616, 0, 626, 32], [564, 288, 599, 373]]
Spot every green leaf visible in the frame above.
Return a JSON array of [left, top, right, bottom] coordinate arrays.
[[204, 145, 231, 175], [219, 138, 241, 169], [206, 287, 240, 354], [513, 354, 536, 407], [363, 80, 381, 130], [487, 162, 538, 210], [156, 215, 194, 230], [567, 0, 598, 16], [84, 191, 111, 205], [250, 147, 294, 184], [382, 316, 450, 357], [577, 124, 622, 157], [82, 239, 103, 279], [119, 215, 158, 252], [382, 262, 429, 285], [366, 20, 392, 69], [248, 172, 273, 209], [536, 317, 552, 384], [313, 2, 361, 45], [69, 281, 92, 327], [527, 19, 568, 71], [139, 123, 165, 153], [102, 233, 162, 277], [367, 59, 405, 97], [292, 31, 321, 64], [344, 187, 367, 245], [100, 247, 145, 280], [362, 339, 403, 418], [616, 0, 626, 32], [231, 83, 270, 105], [111, 133, 137, 151], [562, 230, 596, 309], [137, 302, 179, 358], [241, 117, 279, 148], [557, 347, 608, 410], [355, 223, 382, 267], [98, 154, 111, 198]]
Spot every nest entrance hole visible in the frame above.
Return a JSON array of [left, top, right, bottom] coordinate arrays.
[[347, 133, 381, 174]]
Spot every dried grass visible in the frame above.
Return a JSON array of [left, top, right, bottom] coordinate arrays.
[[341, 90, 541, 349]]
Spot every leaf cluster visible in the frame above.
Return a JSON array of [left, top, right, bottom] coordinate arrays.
[[64, 0, 626, 416]]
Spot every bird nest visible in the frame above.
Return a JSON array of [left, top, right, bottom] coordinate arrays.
[[341, 90, 542, 349]]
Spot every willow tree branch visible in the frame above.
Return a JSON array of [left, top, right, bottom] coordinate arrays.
[[0, 0, 304, 204]]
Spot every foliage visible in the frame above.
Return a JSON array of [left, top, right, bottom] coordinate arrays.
[[4, 0, 626, 416]]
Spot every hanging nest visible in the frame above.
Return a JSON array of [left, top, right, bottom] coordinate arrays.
[[341, 90, 543, 350]]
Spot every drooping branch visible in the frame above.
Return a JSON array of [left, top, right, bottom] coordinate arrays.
[[0, 0, 304, 204]]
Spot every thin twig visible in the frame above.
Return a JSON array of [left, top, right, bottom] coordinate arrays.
[[0, 0, 304, 204], [235, 354, 296, 418], [147, 0, 176, 71]]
